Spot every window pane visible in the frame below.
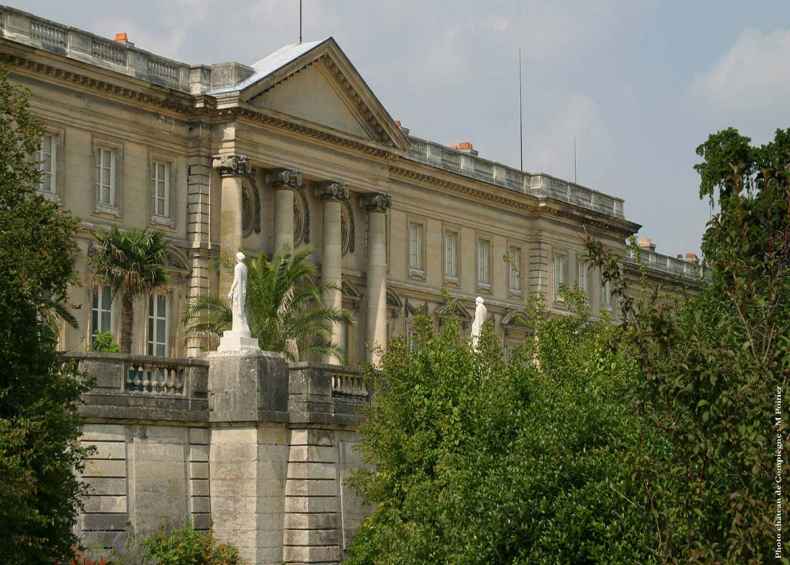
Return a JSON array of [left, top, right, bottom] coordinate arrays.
[[101, 286, 112, 309], [101, 311, 111, 332], [157, 294, 166, 313], [156, 343, 165, 357], [157, 317, 166, 341], [91, 310, 98, 336]]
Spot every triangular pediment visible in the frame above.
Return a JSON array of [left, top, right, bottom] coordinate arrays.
[[234, 38, 408, 150]]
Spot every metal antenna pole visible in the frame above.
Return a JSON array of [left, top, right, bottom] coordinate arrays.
[[573, 136, 577, 183], [299, 0, 303, 44], [519, 48, 524, 173]]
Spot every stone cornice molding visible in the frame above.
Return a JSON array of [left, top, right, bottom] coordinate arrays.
[[315, 181, 349, 202], [0, 47, 194, 115], [267, 168, 303, 189], [389, 164, 638, 237], [212, 154, 250, 177], [360, 192, 392, 213]]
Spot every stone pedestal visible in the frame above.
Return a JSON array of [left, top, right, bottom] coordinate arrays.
[[217, 330, 260, 354], [208, 350, 290, 563]]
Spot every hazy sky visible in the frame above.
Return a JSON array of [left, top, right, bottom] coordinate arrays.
[[12, 1, 790, 255]]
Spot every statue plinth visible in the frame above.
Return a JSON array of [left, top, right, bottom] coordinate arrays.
[[217, 330, 261, 353]]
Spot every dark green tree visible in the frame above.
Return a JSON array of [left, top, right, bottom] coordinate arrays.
[[89, 226, 169, 353], [0, 69, 90, 563], [586, 127, 789, 563], [347, 292, 656, 564]]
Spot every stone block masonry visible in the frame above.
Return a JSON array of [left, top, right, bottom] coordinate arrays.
[[72, 352, 370, 564]]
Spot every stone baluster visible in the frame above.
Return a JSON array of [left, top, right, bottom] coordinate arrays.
[[361, 192, 391, 367], [212, 153, 250, 297], [268, 168, 303, 254], [315, 181, 349, 365]]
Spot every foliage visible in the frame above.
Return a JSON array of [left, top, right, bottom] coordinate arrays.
[[92, 330, 120, 353], [586, 127, 790, 563], [89, 227, 169, 353], [184, 246, 351, 361], [0, 69, 91, 563], [346, 294, 656, 564], [142, 523, 242, 565]]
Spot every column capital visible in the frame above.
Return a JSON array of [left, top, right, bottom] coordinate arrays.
[[314, 181, 349, 202], [360, 192, 392, 213], [267, 168, 303, 189], [212, 154, 250, 177]]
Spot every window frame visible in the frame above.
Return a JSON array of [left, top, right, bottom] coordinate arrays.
[[147, 292, 170, 357], [90, 285, 113, 345], [149, 153, 177, 228], [443, 227, 460, 285], [508, 244, 523, 295], [407, 219, 426, 280], [476, 236, 493, 291], [92, 135, 124, 217], [553, 250, 569, 303], [35, 126, 65, 201]]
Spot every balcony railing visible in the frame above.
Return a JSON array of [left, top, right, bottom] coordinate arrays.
[[406, 136, 625, 220], [0, 6, 191, 91], [625, 249, 705, 281]]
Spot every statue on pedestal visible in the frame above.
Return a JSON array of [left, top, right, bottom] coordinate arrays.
[[470, 296, 487, 352], [217, 252, 260, 353]]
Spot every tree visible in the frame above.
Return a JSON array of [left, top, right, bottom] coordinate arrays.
[[347, 293, 656, 564], [89, 227, 169, 353], [184, 246, 351, 361], [0, 69, 90, 562], [586, 127, 789, 562]]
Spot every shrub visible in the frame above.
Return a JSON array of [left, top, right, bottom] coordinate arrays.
[[92, 331, 120, 353], [142, 523, 242, 565]]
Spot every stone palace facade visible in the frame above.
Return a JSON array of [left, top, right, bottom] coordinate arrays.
[[0, 6, 705, 563]]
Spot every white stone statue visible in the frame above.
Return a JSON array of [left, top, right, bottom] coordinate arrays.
[[470, 296, 487, 351], [228, 252, 250, 335], [217, 251, 260, 353]]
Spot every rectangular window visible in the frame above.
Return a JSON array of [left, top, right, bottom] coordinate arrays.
[[96, 147, 116, 207], [408, 222, 424, 272], [147, 293, 168, 357], [509, 246, 522, 292], [91, 285, 113, 342], [152, 160, 170, 218], [553, 253, 568, 300], [444, 231, 458, 279], [578, 261, 588, 295], [477, 239, 491, 286], [38, 134, 56, 193], [601, 275, 611, 309]]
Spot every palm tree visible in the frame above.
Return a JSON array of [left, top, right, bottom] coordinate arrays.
[[184, 246, 351, 361], [89, 227, 169, 353]]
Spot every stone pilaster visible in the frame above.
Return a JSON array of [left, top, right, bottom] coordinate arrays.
[[361, 192, 391, 366], [185, 129, 212, 356], [212, 154, 250, 297], [268, 168, 303, 255], [315, 181, 349, 365], [528, 236, 550, 304]]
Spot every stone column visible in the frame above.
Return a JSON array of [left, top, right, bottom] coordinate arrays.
[[212, 154, 250, 297], [361, 193, 391, 367], [269, 168, 303, 255], [315, 181, 349, 366]]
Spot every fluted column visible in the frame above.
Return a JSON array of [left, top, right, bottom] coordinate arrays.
[[212, 154, 250, 297], [269, 168, 303, 255], [361, 192, 391, 367], [315, 181, 349, 365]]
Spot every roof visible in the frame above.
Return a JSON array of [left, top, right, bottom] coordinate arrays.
[[208, 39, 326, 95]]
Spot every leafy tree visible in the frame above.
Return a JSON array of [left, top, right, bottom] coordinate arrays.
[[586, 127, 789, 563], [141, 523, 242, 565], [347, 292, 656, 564], [89, 227, 169, 353], [184, 246, 351, 361], [0, 69, 90, 562]]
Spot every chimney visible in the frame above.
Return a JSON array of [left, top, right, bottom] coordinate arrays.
[[113, 32, 133, 46], [451, 141, 478, 156], [685, 252, 699, 264], [638, 237, 656, 252]]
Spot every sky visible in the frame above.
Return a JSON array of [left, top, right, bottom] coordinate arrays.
[[11, 0, 790, 256]]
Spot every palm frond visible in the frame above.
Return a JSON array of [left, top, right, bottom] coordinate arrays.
[[182, 295, 231, 338]]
